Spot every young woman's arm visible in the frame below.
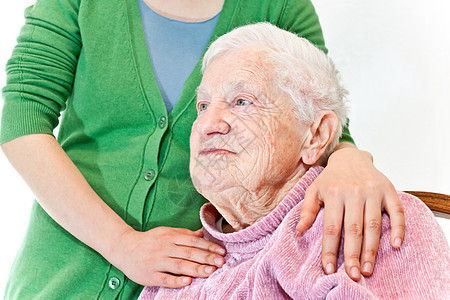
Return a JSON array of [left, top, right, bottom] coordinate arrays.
[[1, 134, 225, 287], [298, 142, 405, 281]]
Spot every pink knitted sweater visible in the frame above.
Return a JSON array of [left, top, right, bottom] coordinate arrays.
[[139, 167, 450, 299]]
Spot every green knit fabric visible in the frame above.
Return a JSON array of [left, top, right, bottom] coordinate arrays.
[[1, 0, 354, 298]]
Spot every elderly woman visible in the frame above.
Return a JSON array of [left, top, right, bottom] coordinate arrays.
[[139, 23, 449, 299]]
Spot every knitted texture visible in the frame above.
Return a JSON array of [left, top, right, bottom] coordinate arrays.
[[139, 167, 450, 299]]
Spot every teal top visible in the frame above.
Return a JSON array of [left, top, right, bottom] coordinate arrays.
[[1, 0, 354, 298], [137, 0, 220, 113]]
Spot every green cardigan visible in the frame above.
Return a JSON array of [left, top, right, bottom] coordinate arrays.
[[1, 0, 353, 298]]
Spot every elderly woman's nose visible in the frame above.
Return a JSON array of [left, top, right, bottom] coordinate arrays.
[[197, 106, 231, 136]]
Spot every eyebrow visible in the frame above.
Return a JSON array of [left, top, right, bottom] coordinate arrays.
[[196, 86, 207, 96], [196, 79, 259, 101]]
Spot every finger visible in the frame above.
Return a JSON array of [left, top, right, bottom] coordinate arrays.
[[297, 186, 322, 233], [193, 229, 204, 237], [383, 191, 405, 248], [321, 198, 344, 275], [154, 273, 192, 288], [162, 257, 217, 278], [169, 244, 225, 267], [360, 198, 382, 277], [172, 227, 201, 236], [343, 197, 365, 281], [172, 228, 226, 255]]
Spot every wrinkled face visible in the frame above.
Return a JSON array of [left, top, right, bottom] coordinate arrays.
[[190, 48, 308, 197]]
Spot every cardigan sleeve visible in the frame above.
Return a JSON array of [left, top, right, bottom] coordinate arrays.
[[278, 0, 354, 145], [0, 0, 82, 144]]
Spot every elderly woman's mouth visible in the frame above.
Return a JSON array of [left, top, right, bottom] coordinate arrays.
[[199, 148, 236, 155]]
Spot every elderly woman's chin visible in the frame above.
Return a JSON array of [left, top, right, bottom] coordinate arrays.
[[189, 159, 222, 192], [190, 165, 215, 194], [190, 162, 233, 195], [189, 145, 242, 192]]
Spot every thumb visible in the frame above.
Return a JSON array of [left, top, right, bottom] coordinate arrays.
[[297, 186, 322, 233], [173, 227, 203, 237], [193, 229, 204, 237]]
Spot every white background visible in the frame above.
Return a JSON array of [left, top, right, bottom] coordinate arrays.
[[1, 0, 449, 296]]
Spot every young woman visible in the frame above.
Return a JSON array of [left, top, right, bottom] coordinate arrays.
[[1, 0, 405, 298]]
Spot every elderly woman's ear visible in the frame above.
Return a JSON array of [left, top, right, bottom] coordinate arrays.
[[299, 111, 339, 166]]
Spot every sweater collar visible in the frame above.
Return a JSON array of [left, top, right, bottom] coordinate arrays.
[[200, 166, 323, 253]]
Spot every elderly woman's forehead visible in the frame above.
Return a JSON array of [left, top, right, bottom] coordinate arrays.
[[207, 47, 273, 73], [198, 78, 259, 93], [228, 47, 273, 68], [199, 50, 275, 93]]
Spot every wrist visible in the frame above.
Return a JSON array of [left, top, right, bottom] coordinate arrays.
[[329, 145, 373, 164], [101, 222, 135, 267]]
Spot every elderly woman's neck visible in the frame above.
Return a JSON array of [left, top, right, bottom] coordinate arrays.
[[209, 167, 308, 232]]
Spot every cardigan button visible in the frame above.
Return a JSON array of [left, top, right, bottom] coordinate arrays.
[[158, 116, 167, 128], [108, 277, 120, 290], [144, 169, 155, 181]]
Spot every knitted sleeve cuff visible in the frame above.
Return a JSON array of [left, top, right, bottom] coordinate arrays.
[[0, 97, 59, 144]]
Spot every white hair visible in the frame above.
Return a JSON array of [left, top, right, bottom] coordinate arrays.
[[202, 22, 349, 157]]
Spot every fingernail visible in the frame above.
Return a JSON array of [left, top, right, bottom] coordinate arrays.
[[362, 262, 372, 273], [394, 238, 402, 248], [297, 218, 305, 229], [350, 266, 359, 279], [216, 248, 226, 255], [182, 277, 190, 284], [325, 263, 335, 274], [205, 266, 214, 274], [214, 257, 224, 266]]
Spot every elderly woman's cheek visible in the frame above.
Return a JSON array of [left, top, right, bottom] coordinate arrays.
[[189, 122, 199, 151], [244, 143, 270, 181]]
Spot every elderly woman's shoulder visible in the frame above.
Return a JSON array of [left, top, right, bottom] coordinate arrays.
[[397, 191, 437, 219], [394, 191, 447, 245]]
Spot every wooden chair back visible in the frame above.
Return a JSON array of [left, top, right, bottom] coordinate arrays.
[[405, 191, 450, 218]]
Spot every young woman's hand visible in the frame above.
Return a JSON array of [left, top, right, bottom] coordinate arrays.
[[1, 134, 226, 289], [109, 227, 226, 288], [297, 144, 405, 281]]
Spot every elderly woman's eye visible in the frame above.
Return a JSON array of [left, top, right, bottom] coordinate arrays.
[[236, 99, 252, 106], [198, 103, 209, 111]]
